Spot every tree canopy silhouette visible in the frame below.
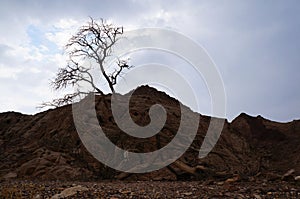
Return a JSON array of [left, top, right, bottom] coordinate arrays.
[[41, 17, 132, 108]]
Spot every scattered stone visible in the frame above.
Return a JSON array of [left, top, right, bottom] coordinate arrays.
[[51, 185, 88, 199], [253, 193, 262, 199], [282, 169, 295, 179], [225, 175, 240, 184], [182, 192, 193, 196], [1, 180, 300, 198]]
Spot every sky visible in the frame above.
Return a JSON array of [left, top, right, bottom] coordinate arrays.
[[0, 0, 299, 122]]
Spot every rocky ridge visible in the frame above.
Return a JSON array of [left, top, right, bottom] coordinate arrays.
[[0, 85, 299, 182]]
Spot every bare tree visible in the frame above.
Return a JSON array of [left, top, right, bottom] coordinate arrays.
[[40, 17, 132, 108]]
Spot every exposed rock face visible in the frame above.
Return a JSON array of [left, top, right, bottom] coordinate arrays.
[[0, 86, 299, 181], [231, 113, 300, 176]]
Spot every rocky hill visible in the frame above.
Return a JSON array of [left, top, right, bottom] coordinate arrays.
[[0, 85, 299, 181]]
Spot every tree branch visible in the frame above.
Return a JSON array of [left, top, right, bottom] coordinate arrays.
[[42, 17, 131, 108]]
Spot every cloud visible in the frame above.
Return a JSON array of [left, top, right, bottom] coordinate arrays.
[[0, 0, 299, 122], [45, 19, 82, 49]]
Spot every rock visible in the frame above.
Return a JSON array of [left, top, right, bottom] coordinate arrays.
[[283, 169, 295, 177], [253, 193, 262, 199], [225, 175, 240, 184], [282, 169, 295, 180], [51, 185, 88, 199], [2, 172, 17, 179], [182, 192, 193, 196], [295, 176, 300, 181]]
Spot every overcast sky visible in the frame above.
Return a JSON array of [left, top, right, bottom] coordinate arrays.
[[0, 0, 299, 122]]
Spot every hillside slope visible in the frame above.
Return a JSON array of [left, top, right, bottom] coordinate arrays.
[[0, 86, 299, 181]]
